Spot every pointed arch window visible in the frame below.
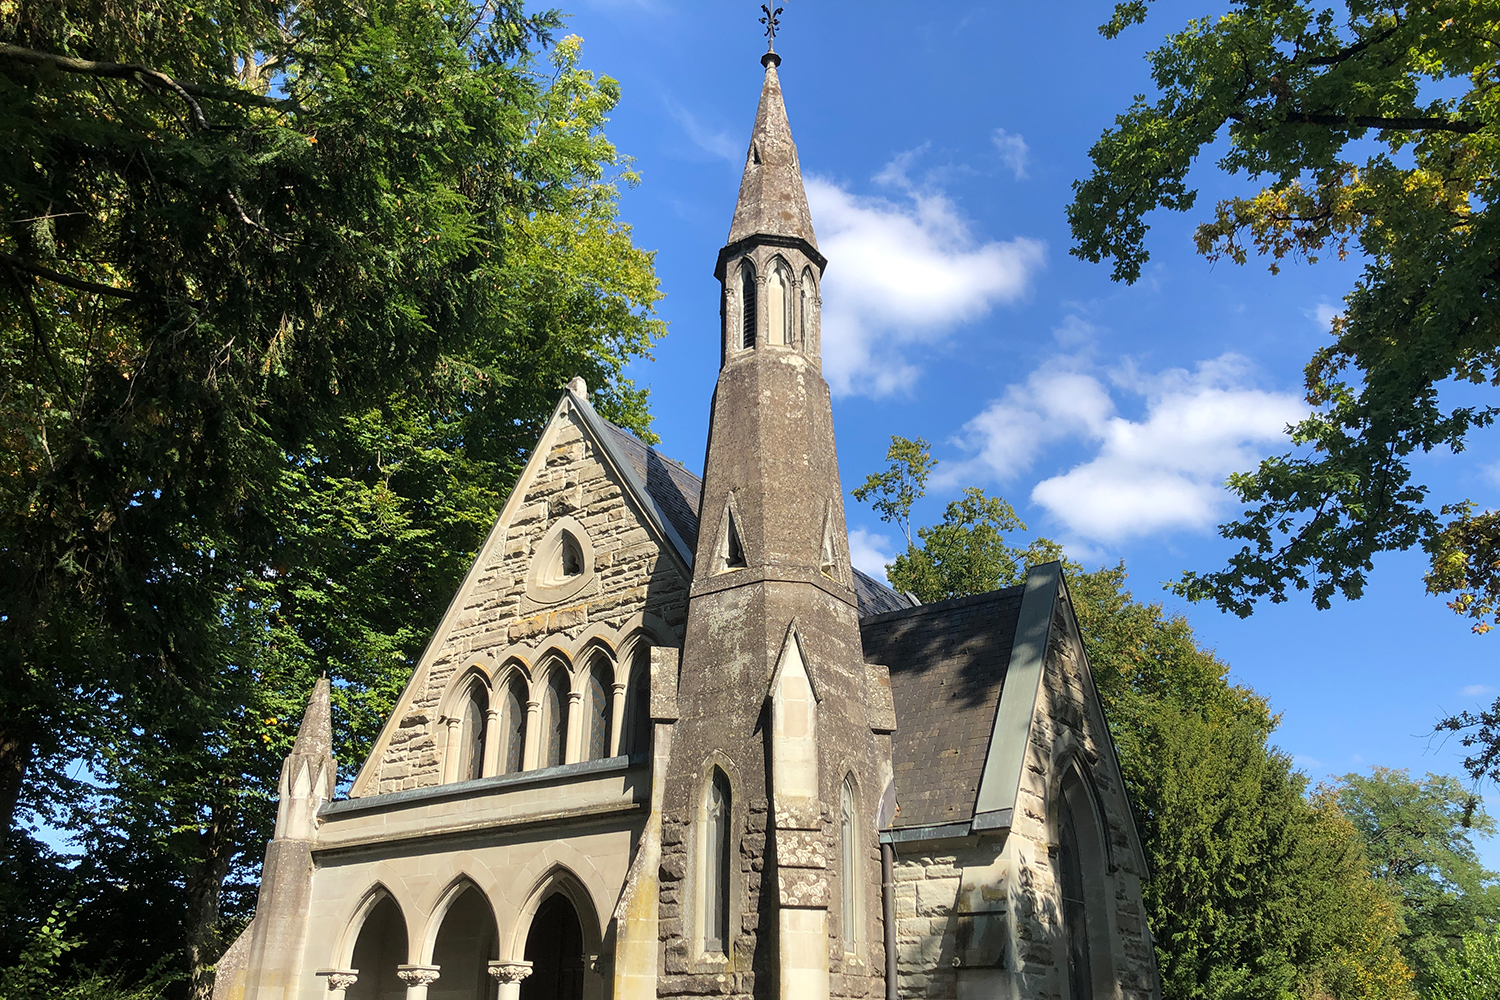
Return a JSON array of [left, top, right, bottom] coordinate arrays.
[[800, 267, 816, 351], [501, 673, 527, 775], [541, 666, 569, 769], [1057, 770, 1116, 998], [460, 685, 487, 782], [740, 261, 757, 350], [840, 775, 862, 953], [768, 259, 793, 346], [624, 647, 651, 756], [704, 769, 732, 953], [584, 655, 613, 762]]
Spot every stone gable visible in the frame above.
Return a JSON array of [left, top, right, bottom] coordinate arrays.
[[352, 398, 692, 797]]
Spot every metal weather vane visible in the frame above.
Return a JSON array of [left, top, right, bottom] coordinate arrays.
[[760, 3, 784, 45]]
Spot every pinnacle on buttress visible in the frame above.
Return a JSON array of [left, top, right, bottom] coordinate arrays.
[[290, 674, 333, 760], [726, 55, 817, 249]]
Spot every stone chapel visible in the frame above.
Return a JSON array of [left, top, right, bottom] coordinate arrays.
[[215, 44, 1162, 1000]]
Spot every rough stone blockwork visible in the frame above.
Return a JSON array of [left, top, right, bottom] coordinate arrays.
[[375, 413, 690, 793]]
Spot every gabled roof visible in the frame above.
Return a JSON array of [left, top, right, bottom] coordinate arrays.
[[860, 586, 1026, 829], [861, 562, 1149, 868]]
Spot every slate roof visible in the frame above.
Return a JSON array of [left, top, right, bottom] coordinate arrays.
[[859, 587, 1026, 830], [598, 417, 912, 619]]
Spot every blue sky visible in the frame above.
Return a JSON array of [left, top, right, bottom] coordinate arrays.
[[564, 2, 1500, 858]]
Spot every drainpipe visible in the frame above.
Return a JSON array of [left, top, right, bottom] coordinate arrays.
[[881, 840, 897, 1000]]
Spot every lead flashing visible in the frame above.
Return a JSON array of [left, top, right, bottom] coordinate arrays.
[[972, 561, 1061, 818]]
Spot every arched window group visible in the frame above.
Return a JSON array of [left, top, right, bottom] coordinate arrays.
[[731, 257, 816, 354], [442, 643, 652, 784]]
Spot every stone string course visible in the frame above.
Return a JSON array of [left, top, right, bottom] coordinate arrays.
[[375, 414, 690, 794]]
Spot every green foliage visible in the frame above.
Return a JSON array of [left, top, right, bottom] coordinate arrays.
[[856, 436, 1061, 602], [1069, 1, 1500, 641], [851, 435, 937, 547], [1320, 768, 1500, 985], [1073, 568, 1413, 1000], [0, 0, 664, 994], [1424, 928, 1500, 1000]]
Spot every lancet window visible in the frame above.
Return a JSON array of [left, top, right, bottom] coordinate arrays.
[[739, 262, 757, 350], [459, 685, 487, 782], [767, 258, 793, 346], [624, 647, 651, 756], [839, 775, 862, 953], [800, 267, 816, 351], [584, 655, 613, 762], [500, 672, 527, 775], [542, 666, 569, 769], [704, 769, 732, 953]]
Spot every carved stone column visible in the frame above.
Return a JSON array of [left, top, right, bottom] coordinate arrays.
[[487, 960, 534, 1000], [396, 964, 441, 1000], [482, 707, 501, 777], [522, 699, 541, 770], [564, 689, 583, 763], [316, 969, 358, 1000], [441, 715, 463, 783], [608, 681, 627, 757]]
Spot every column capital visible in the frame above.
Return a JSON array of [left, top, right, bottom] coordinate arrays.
[[396, 964, 441, 988], [317, 969, 359, 992], [487, 960, 534, 984]]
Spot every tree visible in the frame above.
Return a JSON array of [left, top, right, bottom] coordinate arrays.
[[853, 436, 1061, 602], [1, 2, 664, 995], [1424, 928, 1500, 1000], [1320, 768, 1500, 985], [855, 441, 1416, 998], [1069, 0, 1500, 780]]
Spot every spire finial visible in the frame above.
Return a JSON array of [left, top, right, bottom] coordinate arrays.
[[760, 4, 784, 67]]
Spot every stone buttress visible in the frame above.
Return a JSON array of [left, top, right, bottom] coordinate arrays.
[[243, 677, 336, 1000], [656, 48, 893, 1000]]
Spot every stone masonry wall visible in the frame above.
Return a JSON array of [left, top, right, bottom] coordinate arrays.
[[371, 407, 691, 794], [1007, 600, 1158, 999]]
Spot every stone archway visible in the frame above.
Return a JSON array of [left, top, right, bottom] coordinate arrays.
[[519, 894, 585, 1000], [347, 895, 408, 1000], [428, 885, 499, 1000]]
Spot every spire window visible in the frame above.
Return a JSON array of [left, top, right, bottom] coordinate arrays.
[[768, 259, 793, 346], [740, 262, 757, 350], [800, 267, 816, 351]]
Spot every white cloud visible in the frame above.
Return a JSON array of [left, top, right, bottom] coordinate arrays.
[[992, 128, 1030, 180], [806, 157, 1045, 397], [1463, 684, 1498, 698], [848, 527, 897, 584], [949, 349, 1305, 543], [665, 98, 738, 162], [1306, 302, 1340, 331]]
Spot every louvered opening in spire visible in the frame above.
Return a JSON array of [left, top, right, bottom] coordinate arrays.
[[727, 60, 818, 247]]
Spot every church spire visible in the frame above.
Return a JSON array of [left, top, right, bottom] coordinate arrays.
[[726, 54, 818, 249]]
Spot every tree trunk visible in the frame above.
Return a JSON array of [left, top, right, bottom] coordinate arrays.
[[185, 790, 238, 1000], [0, 726, 35, 854]]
